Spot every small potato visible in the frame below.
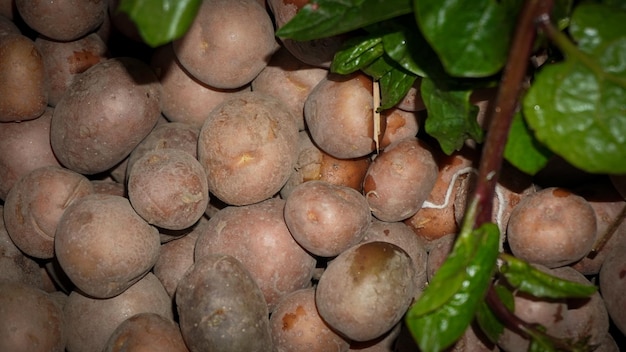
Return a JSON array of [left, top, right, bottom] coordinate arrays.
[[0, 33, 48, 122], [0, 107, 62, 200], [103, 313, 189, 352], [284, 180, 371, 257], [15, 0, 106, 41], [197, 91, 299, 206], [379, 108, 420, 149], [128, 148, 209, 230], [363, 137, 439, 222], [173, 0, 277, 89], [506, 187, 597, 268], [194, 198, 317, 311], [0, 14, 18, 37], [176, 254, 274, 352], [270, 288, 350, 352], [64, 273, 173, 352], [35, 33, 108, 106], [153, 227, 201, 298], [55, 194, 161, 298], [0, 282, 66, 352], [315, 241, 415, 342], [3, 165, 94, 259], [51, 57, 161, 175], [151, 44, 250, 129], [599, 244, 626, 335], [305, 72, 382, 159]]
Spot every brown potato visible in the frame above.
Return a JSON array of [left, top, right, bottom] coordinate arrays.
[[251, 47, 328, 130], [151, 44, 251, 129], [55, 194, 161, 298], [173, 0, 277, 89], [197, 91, 299, 206], [0, 282, 66, 352], [153, 226, 201, 298], [0, 33, 48, 122], [315, 241, 415, 342], [284, 180, 371, 257], [194, 198, 317, 311], [0, 14, 18, 37], [270, 288, 350, 352], [15, 0, 106, 41], [64, 273, 173, 352], [599, 244, 626, 336], [50, 57, 161, 175], [3, 165, 94, 259], [304, 72, 382, 159], [103, 313, 189, 352], [506, 187, 597, 268], [0, 107, 62, 200], [176, 254, 273, 352], [128, 148, 209, 230], [363, 137, 439, 222], [35, 33, 108, 106]]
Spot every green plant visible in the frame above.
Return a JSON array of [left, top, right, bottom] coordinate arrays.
[[118, 0, 626, 350]]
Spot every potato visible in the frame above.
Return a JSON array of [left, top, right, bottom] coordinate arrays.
[[103, 313, 189, 352], [599, 244, 626, 336], [3, 165, 94, 259], [348, 322, 402, 351], [153, 227, 201, 298], [0, 207, 46, 289], [0, 33, 48, 122], [15, 0, 106, 41], [176, 254, 273, 352], [51, 57, 161, 175], [128, 148, 209, 230], [64, 273, 173, 352], [151, 44, 251, 129], [0, 282, 66, 352], [0, 14, 18, 37], [173, 0, 277, 89], [0, 107, 62, 200], [379, 108, 420, 149], [251, 47, 328, 131], [506, 187, 597, 268], [197, 91, 299, 206], [91, 179, 126, 197], [280, 130, 371, 198], [35, 33, 108, 106], [270, 288, 350, 352], [363, 137, 439, 222], [55, 194, 161, 298], [194, 198, 317, 311], [284, 180, 371, 257], [315, 241, 415, 341], [304, 72, 382, 159]]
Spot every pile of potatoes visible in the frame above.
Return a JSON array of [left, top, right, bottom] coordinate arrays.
[[1, 0, 625, 351]]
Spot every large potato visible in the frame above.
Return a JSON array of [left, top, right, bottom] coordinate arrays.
[[176, 254, 274, 352], [51, 57, 161, 175], [173, 0, 277, 89], [55, 194, 161, 298], [197, 91, 299, 206]]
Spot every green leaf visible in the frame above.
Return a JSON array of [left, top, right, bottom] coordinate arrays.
[[499, 254, 597, 299], [414, 0, 522, 77], [568, 3, 626, 54], [361, 55, 417, 110], [421, 78, 484, 154], [330, 35, 384, 75], [275, 0, 413, 41], [406, 222, 500, 352], [523, 55, 626, 174], [117, 0, 202, 47], [504, 111, 553, 175], [475, 283, 514, 344]]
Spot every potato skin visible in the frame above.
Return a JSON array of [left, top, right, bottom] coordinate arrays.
[[363, 137, 439, 222], [197, 91, 299, 206], [103, 313, 189, 352], [0, 282, 66, 352], [173, 0, 277, 89], [0, 33, 48, 122], [176, 254, 274, 352], [599, 244, 626, 335], [54, 194, 161, 298], [51, 57, 161, 175], [3, 165, 94, 259], [315, 241, 415, 342]]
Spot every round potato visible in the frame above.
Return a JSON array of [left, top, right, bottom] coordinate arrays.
[[51, 57, 161, 175], [103, 313, 188, 352], [197, 91, 299, 206]]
